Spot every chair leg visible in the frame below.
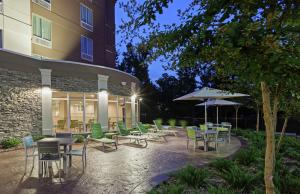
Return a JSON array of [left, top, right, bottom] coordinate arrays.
[[59, 160, 61, 181], [82, 155, 84, 171], [85, 152, 87, 168], [186, 139, 189, 149], [24, 156, 28, 174]]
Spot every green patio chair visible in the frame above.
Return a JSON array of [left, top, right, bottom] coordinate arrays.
[[200, 124, 208, 131], [153, 119, 178, 136], [186, 127, 204, 151], [117, 121, 140, 136], [90, 123, 117, 150], [117, 121, 148, 147], [217, 127, 230, 144], [137, 122, 167, 142]]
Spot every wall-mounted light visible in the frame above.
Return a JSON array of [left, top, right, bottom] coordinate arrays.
[[139, 98, 143, 102], [131, 94, 137, 101], [98, 89, 108, 97], [42, 86, 52, 94]]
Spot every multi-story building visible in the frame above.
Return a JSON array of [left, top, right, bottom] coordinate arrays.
[[0, 0, 115, 67], [0, 0, 140, 137]]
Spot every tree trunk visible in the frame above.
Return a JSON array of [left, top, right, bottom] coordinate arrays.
[[261, 81, 276, 194], [256, 104, 260, 132], [277, 117, 289, 152]]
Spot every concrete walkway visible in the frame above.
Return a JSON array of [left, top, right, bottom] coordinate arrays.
[[0, 131, 241, 194]]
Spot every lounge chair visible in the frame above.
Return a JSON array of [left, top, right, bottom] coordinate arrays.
[[117, 121, 148, 147], [89, 123, 117, 150], [136, 122, 167, 142], [153, 119, 178, 136], [116, 121, 141, 136]]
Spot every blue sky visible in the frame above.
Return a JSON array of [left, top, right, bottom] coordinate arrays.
[[115, 1, 191, 81]]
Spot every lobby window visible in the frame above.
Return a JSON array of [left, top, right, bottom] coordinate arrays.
[[80, 3, 93, 32], [81, 36, 93, 62], [32, 14, 52, 48], [32, 0, 51, 10]]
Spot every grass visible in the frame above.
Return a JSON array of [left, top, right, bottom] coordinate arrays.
[[149, 128, 300, 194]]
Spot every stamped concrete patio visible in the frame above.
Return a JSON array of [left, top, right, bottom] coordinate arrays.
[[0, 131, 241, 194]]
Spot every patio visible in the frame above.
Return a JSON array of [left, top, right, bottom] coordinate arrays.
[[0, 130, 241, 194]]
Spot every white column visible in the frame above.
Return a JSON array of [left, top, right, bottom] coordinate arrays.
[[40, 69, 52, 136], [97, 75, 109, 131], [131, 82, 136, 127]]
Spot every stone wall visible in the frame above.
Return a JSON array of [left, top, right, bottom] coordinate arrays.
[[0, 68, 42, 140]]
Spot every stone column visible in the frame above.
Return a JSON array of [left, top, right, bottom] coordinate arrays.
[[97, 75, 109, 131], [131, 82, 136, 128], [40, 69, 52, 136]]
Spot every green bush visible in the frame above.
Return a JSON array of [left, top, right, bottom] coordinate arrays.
[[179, 120, 188, 129], [219, 165, 260, 192], [210, 159, 234, 172], [32, 134, 45, 142], [143, 124, 152, 129], [73, 135, 84, 143], [155, 118, 163, 125], [174, 165, 209, 188], [148, 183, 185, 194], [1, 137, 22, 149], [208, 186, 235, 194], [235, 147, 261, 166], [167, 119, 176, 128]]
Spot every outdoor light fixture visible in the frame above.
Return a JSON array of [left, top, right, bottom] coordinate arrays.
[[139, 98, 143, 101], [131, 94, 137, 101], [42, 86, 51, 94]]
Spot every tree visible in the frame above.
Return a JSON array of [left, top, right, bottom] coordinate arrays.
[[119, 1, 300, 193], [117, 43, 160, 122]]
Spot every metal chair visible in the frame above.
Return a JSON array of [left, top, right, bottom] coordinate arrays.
[[66, 136, 89, 170], [37, 141, 63, 179], [23, 135, 38, 174], [186, 127, 205, 151]]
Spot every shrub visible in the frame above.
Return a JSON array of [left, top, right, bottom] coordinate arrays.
[[73, 135, 84, 143], [32, 134, 45, 142], [179, 120, 188, 129], [167, 119, 176, 128], [143, 124, 152, 129], [208, 186, 235, 194], [174, 165, 209, 188], [210, 159, 234, 172], [148, 183, 185, 194], [235, 147, 260, 166], [155, 118, 163, 125], [219, 165, 260, 192], [1, 137, 22, 149]]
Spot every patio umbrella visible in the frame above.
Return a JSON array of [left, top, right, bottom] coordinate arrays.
[[195, 99, 241, 128], [174, 87, 248, 124]]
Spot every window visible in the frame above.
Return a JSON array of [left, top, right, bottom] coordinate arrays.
[[32, 15, 52, 48], [32, 0, 51, 10], [80, 4, 93, 32], [81, 36, 93, 62]]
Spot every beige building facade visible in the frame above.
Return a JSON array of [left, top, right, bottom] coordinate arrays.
[[0, 0, 116, 68]]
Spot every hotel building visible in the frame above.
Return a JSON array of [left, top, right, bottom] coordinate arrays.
[[0, 0, 141, 137]]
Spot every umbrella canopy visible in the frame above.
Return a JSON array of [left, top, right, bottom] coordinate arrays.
[[196, 99, 241, 125], [173, 87, 249, 101], [174, 87, 248, 123], [195, 99, 241, 107]]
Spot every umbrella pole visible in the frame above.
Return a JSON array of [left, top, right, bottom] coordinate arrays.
[[234, 105, 240, 131], [217, 106, 219, 124], [205, 101, 207, 123]]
